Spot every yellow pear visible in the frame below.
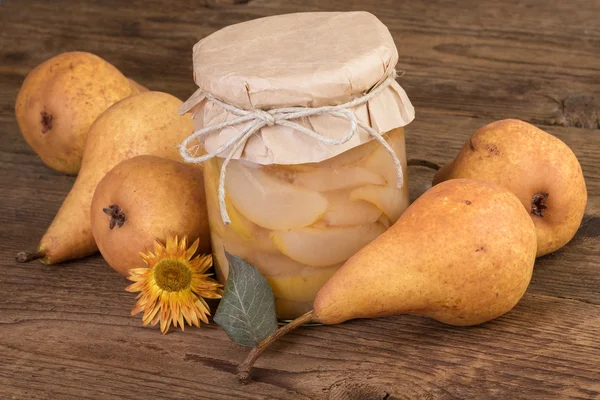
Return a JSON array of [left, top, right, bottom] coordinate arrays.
[[433, 119, 587, 257], [16, 91, 193, 264], [237, 179, 537, 382], [91, 156, 209, 276], [15, 52, 139, 175], [313, 179, 537, 325]]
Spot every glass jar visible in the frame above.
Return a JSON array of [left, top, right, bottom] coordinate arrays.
[[180, 11, 415, 319], [205, 128, 409, 319]]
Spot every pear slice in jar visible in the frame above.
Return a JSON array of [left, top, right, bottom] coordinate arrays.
[[210, 233, 230, 283], [205, 160, 275, 251], [317, 139, 379, 168], [245, 251, 308, 277], [263, 139, 381, 190], [271, 223, 386, 267], [221, 201, 277, 252], [265, 264, 340, 303], [225, 160, 328, 231], [280, 131, 403, 192], [377, 213, 392, 229], [210, 232, 281, 282], [321, 190, 382, 226], [205, 162, 226, 237], [350, 185, 410, 223], [206, 160, 253, 240], [362, 128, 407, 185], [210, 218, 307, 280], [273, 138, 379, 173], [291, 166, 386, 192]]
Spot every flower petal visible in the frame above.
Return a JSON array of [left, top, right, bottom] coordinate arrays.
[[186, 238, 200, 260], [160, 317, 169, 334]]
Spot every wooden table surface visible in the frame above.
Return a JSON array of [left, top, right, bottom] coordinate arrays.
[[1, 1, 599, 399]]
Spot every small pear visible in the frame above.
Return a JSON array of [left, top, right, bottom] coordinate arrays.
[[237, 179, 537, 382], [91, 156, 209, 276], [16, 91, 193, 265], [15, 52, 139, 174], [433, 119, 587, 257]]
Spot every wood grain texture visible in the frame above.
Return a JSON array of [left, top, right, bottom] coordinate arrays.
[[1, 0, 599, 399]]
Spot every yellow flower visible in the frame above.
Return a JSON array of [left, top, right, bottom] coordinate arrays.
[[126, 235, 222, 334]]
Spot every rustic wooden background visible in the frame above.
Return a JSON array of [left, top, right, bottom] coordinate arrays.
[[1, 0, 599, 399]]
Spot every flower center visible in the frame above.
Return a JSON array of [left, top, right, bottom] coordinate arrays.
[[153, 259, 192, 292]]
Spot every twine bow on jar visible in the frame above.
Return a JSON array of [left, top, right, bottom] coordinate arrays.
[[179, 71, 404, 225]]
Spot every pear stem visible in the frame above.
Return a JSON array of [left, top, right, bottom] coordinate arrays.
[[15, 251, 45, 263], [407, 158, 441, 171], [237, 310, 315, 384]]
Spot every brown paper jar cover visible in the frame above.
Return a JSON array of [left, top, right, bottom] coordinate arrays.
[[180, 11, 415, 165]]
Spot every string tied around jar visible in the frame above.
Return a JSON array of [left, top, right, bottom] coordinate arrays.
[[179, 70, 404, 225]]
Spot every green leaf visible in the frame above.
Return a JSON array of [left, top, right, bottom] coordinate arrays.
[[214, 251, 278, 347]]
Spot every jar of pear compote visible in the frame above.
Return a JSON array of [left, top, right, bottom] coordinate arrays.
[[180, 12, 415, 319], [204, 128, 409, 319]]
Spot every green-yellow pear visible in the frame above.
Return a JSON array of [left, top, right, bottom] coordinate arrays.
[[15, 52, 139, 175], [433, 119, 587, 257], [91, 156, 210, 276], [16, 92, 194, 265], [237, 179, 537, 382]]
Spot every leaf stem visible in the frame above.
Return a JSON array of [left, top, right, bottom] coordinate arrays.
[[407, 158, 441, 171], [237, 310, 315, 384]]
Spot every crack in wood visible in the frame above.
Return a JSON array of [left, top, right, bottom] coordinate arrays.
[[183, 353, 238, 374], [328, 381, 391, 400], [200, 0, 252, 9], [531, 293, 600, 307]]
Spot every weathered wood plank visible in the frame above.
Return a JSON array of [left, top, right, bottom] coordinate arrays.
[[1, 0, 599, 399], [2, 0, 600, 127], [1, 292, 599, 399]]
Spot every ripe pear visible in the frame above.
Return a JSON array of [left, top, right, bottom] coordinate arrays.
[[16, 91, 194, 265], [313, 179, 537, 325], [91, 156, 210, 276], [237, 179, 537, 382], [15, 52, 139, 175], [433, 119, 587, 257]]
